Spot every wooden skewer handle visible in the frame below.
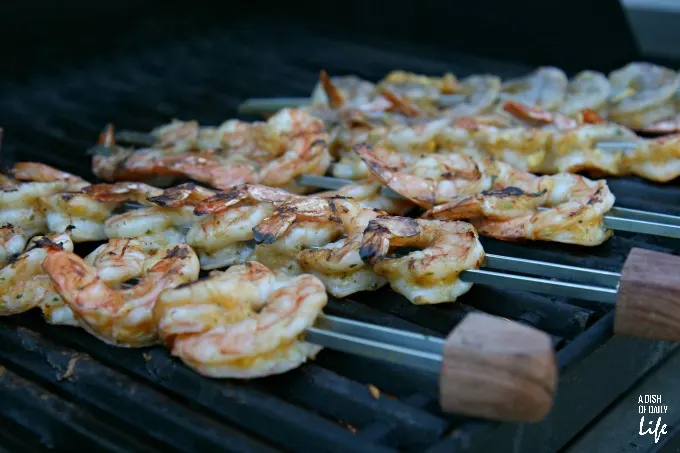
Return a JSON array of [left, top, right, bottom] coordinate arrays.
[[615, 247, 680, 341], [439, 313, 557, 422]]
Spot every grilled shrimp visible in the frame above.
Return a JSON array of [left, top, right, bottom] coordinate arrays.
[[104, 183, 214, 246], [314, 181, 414, 215], [359, 217, 485, 304], [355, 144, 490, 208], [0, 163, 89, 236], [499, 67, 568, 111], [255, 109, 332, 193], [10, 162, 89, 187], [39, 182, 163, 241], [310, 73, 376, 107], [608, 63, 680, 131], [251, 197, 345, 275], [426, 173, 615, 246], [560, 71, 611, 117], [622, 133, 680, 182], [153, 261, 327, 378], [43, 244, 200, 347], [297, 197, 388, 297], [187, 184, 301, 269], [0, 233, 74, 321], [443, 75, 502, 117], [0, 224, 27, 267]]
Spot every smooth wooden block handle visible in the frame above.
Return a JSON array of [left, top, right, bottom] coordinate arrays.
[[439, 313, 557, 423], [615, 247, 680, 342]]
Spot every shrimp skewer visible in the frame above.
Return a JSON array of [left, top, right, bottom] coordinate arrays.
[[42, 243, 200, 347], [359, 217, 485, 304], [0, 163, 90, 236], [40, 182, 164, 242], [104, 183, 216, 247], [153, 261, 327, 378], [92, 110, 332, 193]]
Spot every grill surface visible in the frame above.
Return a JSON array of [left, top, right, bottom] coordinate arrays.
[[0, 13, 679, 453]]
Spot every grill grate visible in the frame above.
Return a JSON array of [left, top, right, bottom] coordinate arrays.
[[0, 14, 679, 453]]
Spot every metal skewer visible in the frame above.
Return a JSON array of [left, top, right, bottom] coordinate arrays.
[[309, 311, 557, 423], [309, 244, 680, 422], [296, 174, 680, 239], [237, 94, 467, 115]]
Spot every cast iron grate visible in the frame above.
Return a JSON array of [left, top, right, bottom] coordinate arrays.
[[0, 15, 679, 453]]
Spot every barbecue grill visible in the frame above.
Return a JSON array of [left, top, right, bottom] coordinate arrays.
[[1, 2, 680, 452]]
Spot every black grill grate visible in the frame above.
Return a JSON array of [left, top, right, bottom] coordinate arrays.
[[0, 14, 679, 453]]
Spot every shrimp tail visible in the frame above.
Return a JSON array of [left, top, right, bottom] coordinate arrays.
[[359, 216, 420, 264], [147, 182, 215, 208], [253, 212, 297, 245], [423, 197, 484, 220], [98, 124, 116, 147], [320, 70, 345, 109]]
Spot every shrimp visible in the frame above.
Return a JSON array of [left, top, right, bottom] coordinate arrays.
[[499, 67, 568, 111], [443, 75, 502, 117], [250, 197, 345, 275], [104, 183, 214, 246], [355, 144, 490, 208], [0, 163, 90, 236], [297, 197, 388, 297], [150, 119, 201, 151], [153, 261, 327, 378], [426, 173, 615, 246], [0, 224, 28, 267], [187, 184, 300, 269], [39, 182, 164, 242], [0, 233, 74, 319], [622, 133, 680, 183], [359, 217, 485, 304], [313, 181, 414, 215], [560, 71, 611, 117], [255, 109, 332, 193], [309, 72, 377, 107], [43, 244, 200, 347], [607, 62, 680, 130], [378, 71, 454, 107]]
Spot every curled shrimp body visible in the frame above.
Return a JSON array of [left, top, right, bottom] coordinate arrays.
[[153, 261, 327, 378], [104, 183, 215, 246], [359, 217, 485, 304], [500, 67, 568, 111], [426, 173, 614, 246], [251, 197, 345, 275], [621, 133, 680, 183], [443, 75, 501, 117], [0, 224, 28, 267], [255, 109, 332, 193], [560, 71, 611, 117], [40, 182, 163, 242], [43, 237, 163, 327], [0, 233, 74, 319], [0, 163, 89, 236], [310, 73, 376, 107], [608, 63, 680, 130], [297, 197, 388, 297], [43, 244, 200, 347], [313, 181, 414, 215], [356, 144, 490, 208], [187, 184, 300, 270]]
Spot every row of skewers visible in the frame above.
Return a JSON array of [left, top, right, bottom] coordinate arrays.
[[92, 110, 680, 246], [240, 62, 680, 134], [1, 154, 679, 423]]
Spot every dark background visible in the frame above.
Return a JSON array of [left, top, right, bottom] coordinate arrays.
[[0, 0, 643, 83]]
